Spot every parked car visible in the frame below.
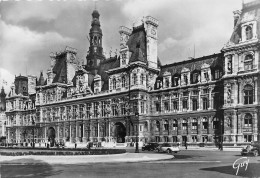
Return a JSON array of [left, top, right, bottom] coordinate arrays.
[[142, 143, 159, 151], [155, 143, 180, 153], [241, 142, 260, 156]]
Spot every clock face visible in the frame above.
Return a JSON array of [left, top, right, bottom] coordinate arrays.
[[70, 54, 76, 61], [151, 29, 156, 35]]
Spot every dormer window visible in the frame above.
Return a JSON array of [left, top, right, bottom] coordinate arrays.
[[244, 54, 253, 70], [122, 76, 126, 88], [184, 74, 188, 85], [173, 76, 179, 86], [165, 78, 169, 88], [246, 26, 253, 40], [112, 78, 116, 90], [122, 52, 127, 65]]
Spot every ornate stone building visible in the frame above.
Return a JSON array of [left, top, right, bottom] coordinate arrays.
[[222, 1, 260, 144], [5, 1, 260, 147]]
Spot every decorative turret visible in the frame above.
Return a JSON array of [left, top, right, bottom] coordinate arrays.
[[86, 9, 106, 73], [144, 16, 159, 69], [0, 87, 6, 111]]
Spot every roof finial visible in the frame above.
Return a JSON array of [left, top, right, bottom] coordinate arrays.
[[94, 0, 97, 10]]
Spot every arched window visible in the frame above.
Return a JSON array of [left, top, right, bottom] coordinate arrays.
[[244, 54, 253, 70], [122, 76, 126, 88], [192, 118, 197, 130], [246, 26, 253, 40], [202, 118, 208, 129], [141, 74, 145, 85], [164, 120, 169, 130], [94, 36, 98, 45], [182, 119, 187, 130], [112, 78, 116, 90], [173, 120, 178, 130], [213, 117, 219, 129], [244, 114, 252, 127], [133, 73, 137, 85], [244, 85, 253, 104], [156, 120, 160, 131]]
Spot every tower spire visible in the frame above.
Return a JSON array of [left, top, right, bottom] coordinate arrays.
[[86, 8, 105, 73]]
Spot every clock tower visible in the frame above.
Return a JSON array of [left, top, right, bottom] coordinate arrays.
[[86, 9, 105, 74]]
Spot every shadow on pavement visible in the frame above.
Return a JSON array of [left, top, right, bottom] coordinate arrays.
[[200, 163, 260, 177], [0, 158, 62, 178], [174, 154, 204, 159]]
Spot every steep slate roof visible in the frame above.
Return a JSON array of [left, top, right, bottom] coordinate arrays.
[[52, 53, 67, 83], [37, 71, 45, 86], [126, 24, 147, 64], [159, 53, 224, 76], [98, 56, 119, 91], [229, 1, 260, 44]]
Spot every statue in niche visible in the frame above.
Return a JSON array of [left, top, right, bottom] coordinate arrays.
[[227, 56, 232, 73], [227, 88, 231, 103]]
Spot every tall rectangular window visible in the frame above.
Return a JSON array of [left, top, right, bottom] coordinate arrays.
[[79, 105, 83, 119], [101, 101, 106, 117], [172, 101, 178, 112], [183, 100, 188, 110], [73, 105, 77, 119], [121, 103, 126, 115], [203, 98, 209, 110], [164, 102, 169, 112], [192, 99, 198, 111], [94, 102, 98, 117], [155, 102, 161, 112], [86, 103, 91, 118], [141, 102, 144, 114], [112, 105, 117, 116]]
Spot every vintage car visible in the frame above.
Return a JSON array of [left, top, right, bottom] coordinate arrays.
[[155, 143, 180, 154], [142, 143, 159, 151], [241, 142, 260, 156]]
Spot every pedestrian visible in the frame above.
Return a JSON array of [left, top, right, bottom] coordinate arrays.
[[185, 141, 187, 150], [75, 141, 77, 149]]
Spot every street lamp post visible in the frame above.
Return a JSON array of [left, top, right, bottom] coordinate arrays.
[[220, 118, 223, 151], [32, 119, 35, 148], [135, 112, 139, 153]]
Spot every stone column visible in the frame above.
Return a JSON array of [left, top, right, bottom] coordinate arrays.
[[97, 121, 100, 142], [198, 87, 202, 111], [108, 121, 111, 142], [83, 122, 86, 142], [63, 123, 66, 142], [253, 111, 258, 141], [57, 125, 60, 141], [76, 122, 79, 142], [237, 114, 242, 142], [188, 91, 191, 111], [69, 124, 72, 143], [44, 127, 47, 142], [208, 88, 212, 109]]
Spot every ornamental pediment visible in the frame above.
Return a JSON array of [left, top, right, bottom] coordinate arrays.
[[181, 67, 190, 73], [201, 63, 210, 69], [163, 71, 171, 76]]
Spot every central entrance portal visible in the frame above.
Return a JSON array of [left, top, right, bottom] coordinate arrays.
[[114, 122, 126, 143], [47, 127, 55, 147]]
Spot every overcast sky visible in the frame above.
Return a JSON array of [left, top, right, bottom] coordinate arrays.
[[0, 0, 246, 90]]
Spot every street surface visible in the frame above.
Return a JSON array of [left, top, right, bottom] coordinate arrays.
[[1, 148, 260, 178]]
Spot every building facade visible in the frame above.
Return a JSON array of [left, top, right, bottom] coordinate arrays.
[[5, 1, 260, 147]]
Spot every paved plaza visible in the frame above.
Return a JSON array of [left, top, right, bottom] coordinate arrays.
[[1, 147, 259, 178]]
